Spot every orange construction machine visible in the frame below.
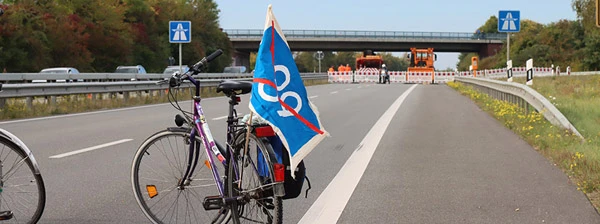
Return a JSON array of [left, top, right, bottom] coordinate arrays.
[[356, 52, 389, 84], [407, 48, 436, 73], [355, 55, 383, 70]]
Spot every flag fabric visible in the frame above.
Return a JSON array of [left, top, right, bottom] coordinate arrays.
[[249, 5, 328, 177]]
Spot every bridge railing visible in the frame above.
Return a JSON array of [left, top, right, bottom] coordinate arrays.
[[224, 29, 506, 40]]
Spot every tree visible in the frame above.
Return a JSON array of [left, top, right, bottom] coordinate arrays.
[[0, 0, 231, 72], [380, 52, 409, 71], [572, 0, 600, 70]]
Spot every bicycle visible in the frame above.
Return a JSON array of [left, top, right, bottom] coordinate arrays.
[[131, 50, 285, 224], [0, 85, 46, 224]]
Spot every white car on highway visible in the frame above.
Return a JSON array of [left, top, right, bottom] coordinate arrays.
[[36, 67, 80, 83], [115, 65, 147, 81], [163, 65, 189, 75]]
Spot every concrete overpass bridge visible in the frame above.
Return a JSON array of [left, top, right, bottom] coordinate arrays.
[[224, 29, 505, 68]]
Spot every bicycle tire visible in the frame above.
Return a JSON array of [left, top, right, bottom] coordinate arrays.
[[0, 136, 46, 224], [227, 131, 282, 224], [131, 128, 230, 224]]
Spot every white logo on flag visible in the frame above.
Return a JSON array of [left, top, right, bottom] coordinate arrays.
[[501, 13, 518, 31], [257, 65, 302, 117], [172, 24, 188, 41]]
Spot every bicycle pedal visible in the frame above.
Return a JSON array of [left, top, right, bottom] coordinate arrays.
[[260, 198, 274, 210], [203, 196, 224, 211], [0, 211, 13, 220]]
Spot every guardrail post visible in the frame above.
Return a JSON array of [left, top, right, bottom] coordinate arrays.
[[123, 92, 130, 102], [26, 97, 33, 110], [520, 98, 524, 111], [50, 96, 57, 105], [0, 99, 5, 108]]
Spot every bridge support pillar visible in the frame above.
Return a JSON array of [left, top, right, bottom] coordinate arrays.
[[479, 43, 503, 58], [232, 51, 251, 70]]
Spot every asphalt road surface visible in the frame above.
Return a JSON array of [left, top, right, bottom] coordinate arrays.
[[1, 83, 598, 223]]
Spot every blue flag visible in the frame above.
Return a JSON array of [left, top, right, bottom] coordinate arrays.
[[249, 5, 328, 176]]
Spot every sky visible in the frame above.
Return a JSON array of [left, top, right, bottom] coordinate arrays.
[[214, 0, 578, 70]]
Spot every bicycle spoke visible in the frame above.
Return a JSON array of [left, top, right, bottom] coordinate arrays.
[[147, 185, 178, 209], [1, 155, 28, 182], [133, 130, 226, 224]]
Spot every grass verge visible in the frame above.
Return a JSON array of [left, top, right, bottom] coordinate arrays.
[[448, 80, 600, 210]]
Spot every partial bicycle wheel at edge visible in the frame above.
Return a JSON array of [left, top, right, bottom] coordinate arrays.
[[131, 128, 230, 224], [0, 137, 46, 224], [228, 132, 282, 224]]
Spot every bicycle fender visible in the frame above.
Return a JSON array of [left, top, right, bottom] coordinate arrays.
[[0, 128, 41, 174], [167, 127, 191, 133]]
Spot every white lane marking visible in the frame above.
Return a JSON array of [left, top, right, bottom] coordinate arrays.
[[49, 139, 133, 159], [330, 91, 338, 94], [345, 88, 351, 91], [298, 84, 418, 224], [212, 115, 228, 121], [309, 96, 318, 99], [358, 86, 362, 89]]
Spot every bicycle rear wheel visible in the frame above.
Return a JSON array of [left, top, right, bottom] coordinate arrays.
[[0, 137, 46, 224], [228, 132, 282, 224], [131, 129, 230, 224]]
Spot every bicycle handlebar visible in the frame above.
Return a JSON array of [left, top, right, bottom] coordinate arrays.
[[189, 49, 223, 75], [155, 49, 223, 87]]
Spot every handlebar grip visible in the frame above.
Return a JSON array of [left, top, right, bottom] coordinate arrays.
[[189, 49, 224, 74], [206, 49, 223, 63]]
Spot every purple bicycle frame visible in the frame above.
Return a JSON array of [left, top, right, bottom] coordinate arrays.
[[185, 75, 233, 197]]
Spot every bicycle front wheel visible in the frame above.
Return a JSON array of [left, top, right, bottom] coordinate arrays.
[[131, 129, 229, 224], [228, 132, 282, 224], [0, 137, 46, 224]]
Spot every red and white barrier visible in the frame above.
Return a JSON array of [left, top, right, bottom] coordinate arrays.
[[328, 67, 556, 84], [389, 71, 406, 83], [405, 72, 434, 84], [327, 71, 353, 83]]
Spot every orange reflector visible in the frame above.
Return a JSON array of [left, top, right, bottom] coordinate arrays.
[[274, 163, 285, 182], [146, 185, 158, 198], [255, 126, 276, 137], [204, 160, 212, 169]]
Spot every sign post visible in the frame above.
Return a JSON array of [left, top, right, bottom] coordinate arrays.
[[507, 60, 513, 82], [498, 10, 520, 62], [169, 21, 192, 74], [597, 0, 600, 27], [314, 51, 324, 73], [526, 59, 533, 86]]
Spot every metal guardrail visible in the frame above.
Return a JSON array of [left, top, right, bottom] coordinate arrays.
[[224, 29, 506, 40], [454, 76, 584, 141], [570, 71, 599, 76], [0, 73, 254, 83], [0, 74, 328, 98]]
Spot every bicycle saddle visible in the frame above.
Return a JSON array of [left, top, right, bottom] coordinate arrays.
[[216, 80, 252, 96]]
